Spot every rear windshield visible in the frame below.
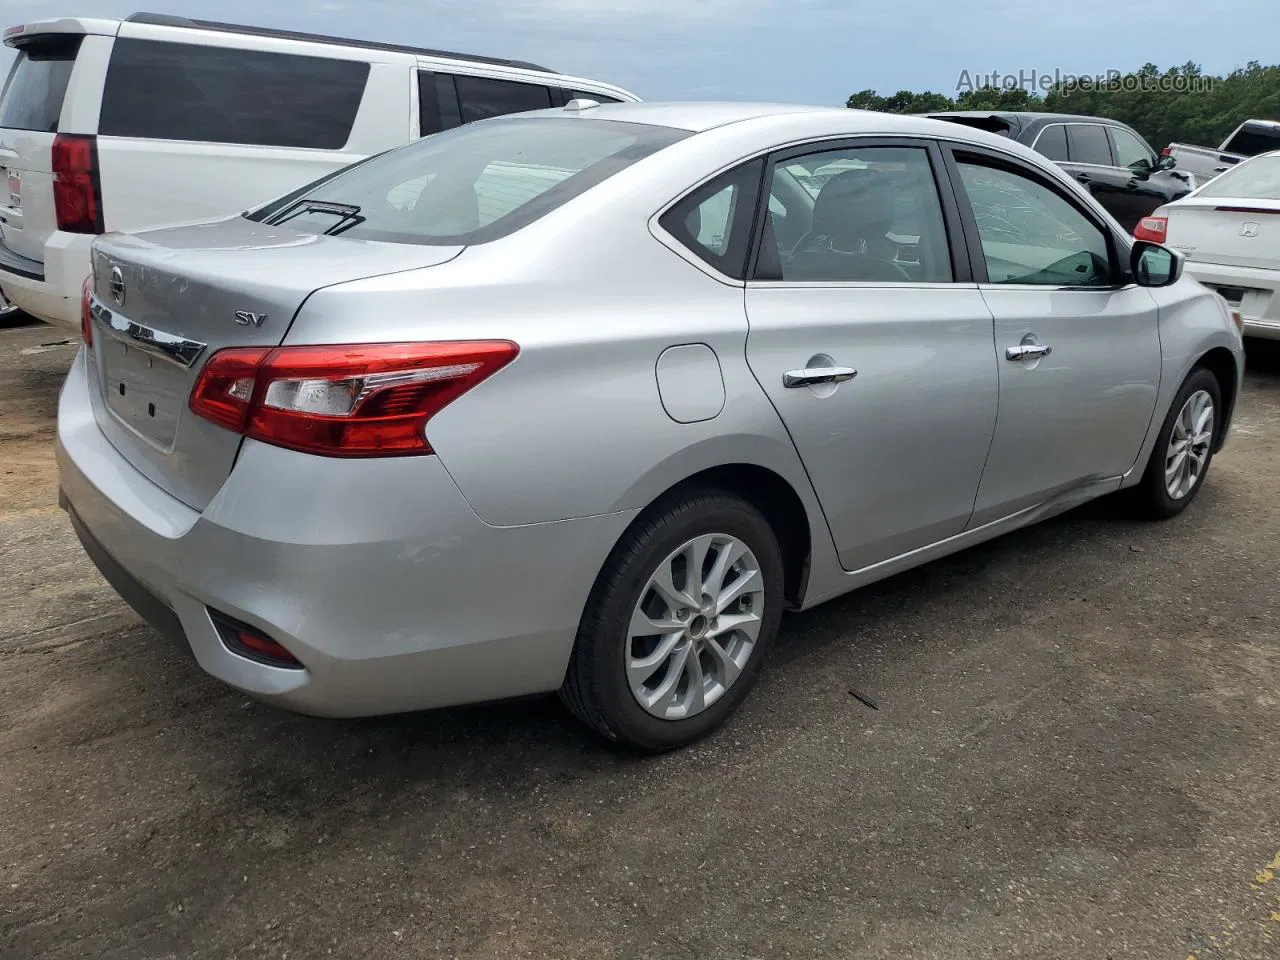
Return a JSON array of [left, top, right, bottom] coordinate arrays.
[[0, 36, 82, 133], [99, 38, 370, 149], [1223, 123, 1280, 158], [1196, 155, 1280, 199], [247, 117, 690, 246]]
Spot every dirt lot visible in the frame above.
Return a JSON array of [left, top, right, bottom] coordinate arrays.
[[2, 318, 1279, 960]]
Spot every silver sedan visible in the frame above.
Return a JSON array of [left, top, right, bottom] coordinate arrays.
[[58, 101, 1244, 752]]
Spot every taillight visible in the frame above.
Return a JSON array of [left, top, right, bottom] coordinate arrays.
[[1160, 145, 1171, 157], [79, 274, 93, 346], [189, 341, 519, 457], [1134, 216, 1168, 243], [52, 134, 104, 234]]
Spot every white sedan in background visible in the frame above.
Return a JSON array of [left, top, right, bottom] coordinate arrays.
[[1136, 150, 1280, 338]]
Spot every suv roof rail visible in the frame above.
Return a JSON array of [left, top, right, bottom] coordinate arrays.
[[123, 12, 556, 73]]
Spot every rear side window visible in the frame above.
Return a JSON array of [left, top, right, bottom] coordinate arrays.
[[566, 89, 621, 104], [0, 36, 82, 132], [1033, 125, 1069, 162], [99, 39, 370, 149], [248, 117, 689, 246], [1067, 124, 1112, 166], [454, 75, 552, 124], [659, 159, 764, 279]]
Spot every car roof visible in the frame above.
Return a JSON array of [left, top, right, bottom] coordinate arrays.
[[534, 100, 1031, 149], [926, 111, 1127, 125], [5, 11, 554, 73]]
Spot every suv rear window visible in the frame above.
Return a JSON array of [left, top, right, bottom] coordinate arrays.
[[99, 39, 370, 149], [248, 117, 689, 246], [0, 36, 83, 133]]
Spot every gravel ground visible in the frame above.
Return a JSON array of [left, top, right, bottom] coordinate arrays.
[[2, 319, 1278, 959]]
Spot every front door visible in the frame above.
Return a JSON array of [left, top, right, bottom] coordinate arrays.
[[743, 140, 999, 573], [946, 150, 1162, 525]]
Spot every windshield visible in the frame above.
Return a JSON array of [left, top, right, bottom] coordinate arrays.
[[247, 116, 690, 246], [1197, 155, 1280, 199]]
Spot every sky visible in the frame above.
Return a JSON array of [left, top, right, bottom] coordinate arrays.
[[0, 0, 1276, 105]]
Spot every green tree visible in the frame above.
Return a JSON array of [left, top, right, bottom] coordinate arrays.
[[850, 62, 1280, 151]]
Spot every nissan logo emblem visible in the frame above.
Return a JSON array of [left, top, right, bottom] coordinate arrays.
[[109, 266, 125, 306]]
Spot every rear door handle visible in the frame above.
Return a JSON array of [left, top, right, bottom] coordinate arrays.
[[783, 366, 858, 388], [1006, 343, 1052, 361]]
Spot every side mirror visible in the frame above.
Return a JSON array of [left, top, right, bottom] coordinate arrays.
[[1131, 239, 1183, 287], [1157, 155, 1177, 171]]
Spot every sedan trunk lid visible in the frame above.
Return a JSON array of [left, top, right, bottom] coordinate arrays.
[[86, 217, 463, 510], [1165, 196, 1280, 270]]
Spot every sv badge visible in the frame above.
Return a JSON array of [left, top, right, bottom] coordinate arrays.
[[234, 310, 267, 327]]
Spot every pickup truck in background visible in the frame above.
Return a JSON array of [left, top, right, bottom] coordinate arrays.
[[1162, 119, 1280, 183]]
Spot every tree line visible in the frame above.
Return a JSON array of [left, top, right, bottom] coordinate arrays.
[[847, 62, 1280, 152]]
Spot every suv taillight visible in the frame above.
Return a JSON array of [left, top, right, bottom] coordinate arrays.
[[189, 341, 519, 457], [1134, 216, 1168, 243], [52, 134, 104, 234], [79, 274, 93, 346]]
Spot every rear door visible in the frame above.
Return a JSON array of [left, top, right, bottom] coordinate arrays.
[[0, 32, 84, 263], [94, 31, 404, 233], [741, 138, 999, 573]]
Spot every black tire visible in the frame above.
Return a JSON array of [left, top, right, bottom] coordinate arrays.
[[1131, 367, 1222, 519], [560, 489, 785, 753]]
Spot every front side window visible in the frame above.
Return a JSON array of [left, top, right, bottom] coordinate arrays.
[[454, 75, 552, 124], [957, 159, 1112, 286], [99, 39, 369, 149], [248, 117, 689, 246], [762, 145, 954, 283], [1110, 127, 1155, 171], [1067, 124, 1113, 166], [0, 36, 82, 133]]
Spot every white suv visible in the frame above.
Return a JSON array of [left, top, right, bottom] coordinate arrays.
[[0, 12, 639, 329]]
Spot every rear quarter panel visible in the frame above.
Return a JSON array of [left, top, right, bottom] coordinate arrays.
[[285, 134, 839, 590], [290, 213, 823, 530]]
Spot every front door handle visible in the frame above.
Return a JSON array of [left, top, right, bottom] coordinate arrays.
[[1006, 343, 1052, 361], [783, 366, 858, 388]]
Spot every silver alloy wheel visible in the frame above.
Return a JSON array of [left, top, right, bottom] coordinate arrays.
[[627, 533, 765, 721], [0, 289, 17, 316], [1165, 389, 1215, 500]]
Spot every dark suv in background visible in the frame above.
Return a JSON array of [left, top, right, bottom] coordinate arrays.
[[924, 111, 1195, 233]]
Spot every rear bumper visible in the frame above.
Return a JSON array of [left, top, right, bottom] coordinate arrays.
[[56, 348, 636, 718], [1185, 259, 1280, 340], [0, 232, 92, 328]]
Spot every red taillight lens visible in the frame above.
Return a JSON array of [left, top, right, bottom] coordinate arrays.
[[80, 274, 93, 346], [52, 134, 104, 234], [1160, 145, 1171, 157], [188, 347, 269, 433], [189, 341, 519, 457], [1134, 216, 1168, 243]]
